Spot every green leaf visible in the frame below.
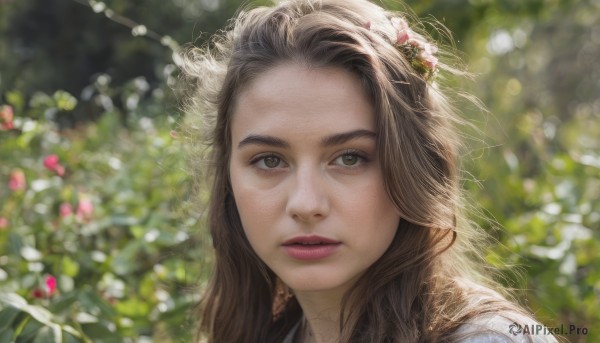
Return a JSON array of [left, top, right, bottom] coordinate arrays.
[[7, 233, 24, 257], [33, 326, 55, 343], [61, 256, 80, 278], [0, 328, 14, 343], [16, 318, 43, 342], [0, 293, 28, 310], [6, 91, 24, 111], [112, 241, 143, 275], [79, 323, 120, 343], [0, 307, 20, 331], [0, 293, 62, 342], [77, 290, 116, 318], [65, 332, 83, 343], [53, 91, 78, 112], [49, 293, 78, 314], [115, 297, 150, 318]]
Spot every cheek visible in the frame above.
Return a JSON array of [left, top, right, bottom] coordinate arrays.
[[230, 166, 282, 239], [345, 177, 400, 245], [236, 191, 280, 231]]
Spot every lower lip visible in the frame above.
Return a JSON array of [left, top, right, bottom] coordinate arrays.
[[283, 243, 341, 260]]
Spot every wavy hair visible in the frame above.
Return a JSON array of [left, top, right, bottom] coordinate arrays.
[[179, 0, 538, 342]]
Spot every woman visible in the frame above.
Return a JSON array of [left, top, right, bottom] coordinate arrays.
[[180, 0, 559, 342]]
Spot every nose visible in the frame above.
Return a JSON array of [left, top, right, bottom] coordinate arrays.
[[285, 165, 330, 223]]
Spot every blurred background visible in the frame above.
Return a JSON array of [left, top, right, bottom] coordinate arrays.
[[0, 0, 598, 342]]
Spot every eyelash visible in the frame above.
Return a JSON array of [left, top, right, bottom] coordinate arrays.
[[249, 153, 287, 171], [249, 149, 370, 172], [333, 149, 370, 168]]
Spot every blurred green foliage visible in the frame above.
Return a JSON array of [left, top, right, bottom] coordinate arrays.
[[0, 91, 209, 341], [459, 1, 600, 340], [1, 0, 599, 341]]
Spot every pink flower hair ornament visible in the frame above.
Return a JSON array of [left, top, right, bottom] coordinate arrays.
[[369, 17, 439, 81]]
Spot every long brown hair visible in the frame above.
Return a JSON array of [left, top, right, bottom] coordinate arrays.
[[180, 0, 539, 342]]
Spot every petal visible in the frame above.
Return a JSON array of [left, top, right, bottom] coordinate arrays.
[[397, 30, 410, 45]]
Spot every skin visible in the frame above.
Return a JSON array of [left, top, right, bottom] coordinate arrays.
[[229, 63, 401, 342]]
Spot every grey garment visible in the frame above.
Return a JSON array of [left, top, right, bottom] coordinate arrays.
[[282, 314, 559, 343], [454, 314, 559, 343], [458, 333, 522, 343]]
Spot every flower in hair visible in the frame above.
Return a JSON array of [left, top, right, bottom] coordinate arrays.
[[389, 17, 439, 81], [391, 17, 410, 45]]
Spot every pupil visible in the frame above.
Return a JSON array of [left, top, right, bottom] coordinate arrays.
[[343, 154, 357, 165], [265, 156, 279, 168]]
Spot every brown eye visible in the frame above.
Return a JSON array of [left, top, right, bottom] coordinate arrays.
[[263, 156, 281, 168]]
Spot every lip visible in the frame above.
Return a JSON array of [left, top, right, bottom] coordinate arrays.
[[282, 235, 341, 246], [282, 235, 341, 260]]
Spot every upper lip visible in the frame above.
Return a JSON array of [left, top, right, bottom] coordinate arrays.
[[282, 235, 341, 246]]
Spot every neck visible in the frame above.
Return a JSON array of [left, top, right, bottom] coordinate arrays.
[[294, 290, 344, 343]]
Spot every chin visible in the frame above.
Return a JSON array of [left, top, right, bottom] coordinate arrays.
[[278, 268, 358, 294]]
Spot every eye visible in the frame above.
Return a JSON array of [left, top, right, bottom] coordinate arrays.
[[340, 154, 359, 166], [263, 156, 282, 168], [333, 150, 368, 168], [251, 154, 286, 170]]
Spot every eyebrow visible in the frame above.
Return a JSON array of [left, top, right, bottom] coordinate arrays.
[[321, 129, 377, 147], [237, 129, 377, 149]]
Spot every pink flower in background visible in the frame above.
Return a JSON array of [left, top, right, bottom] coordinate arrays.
[[43, 154, 59, 169], [32, 288, 45, 299], [76, 199, 94, 222], [59, 203, 73, 218], [31, 275, 58, 298], [43, 154, 65, 176], [45, 275, 57, 296], [8, 170, 26, 191], [0, 105, 14, 130], [0, 217, 8, 229]]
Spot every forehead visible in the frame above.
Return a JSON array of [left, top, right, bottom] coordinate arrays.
[[231, 63, 375, 140]]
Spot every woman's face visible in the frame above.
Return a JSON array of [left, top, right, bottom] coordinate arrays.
[[229, 63, 401, 294]]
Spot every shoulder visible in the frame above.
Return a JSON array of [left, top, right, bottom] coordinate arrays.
[[449, 279, 559, 343], [454, 313, 559, 343]]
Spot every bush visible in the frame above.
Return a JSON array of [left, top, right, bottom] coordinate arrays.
[[0, 91, 207, 342]]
